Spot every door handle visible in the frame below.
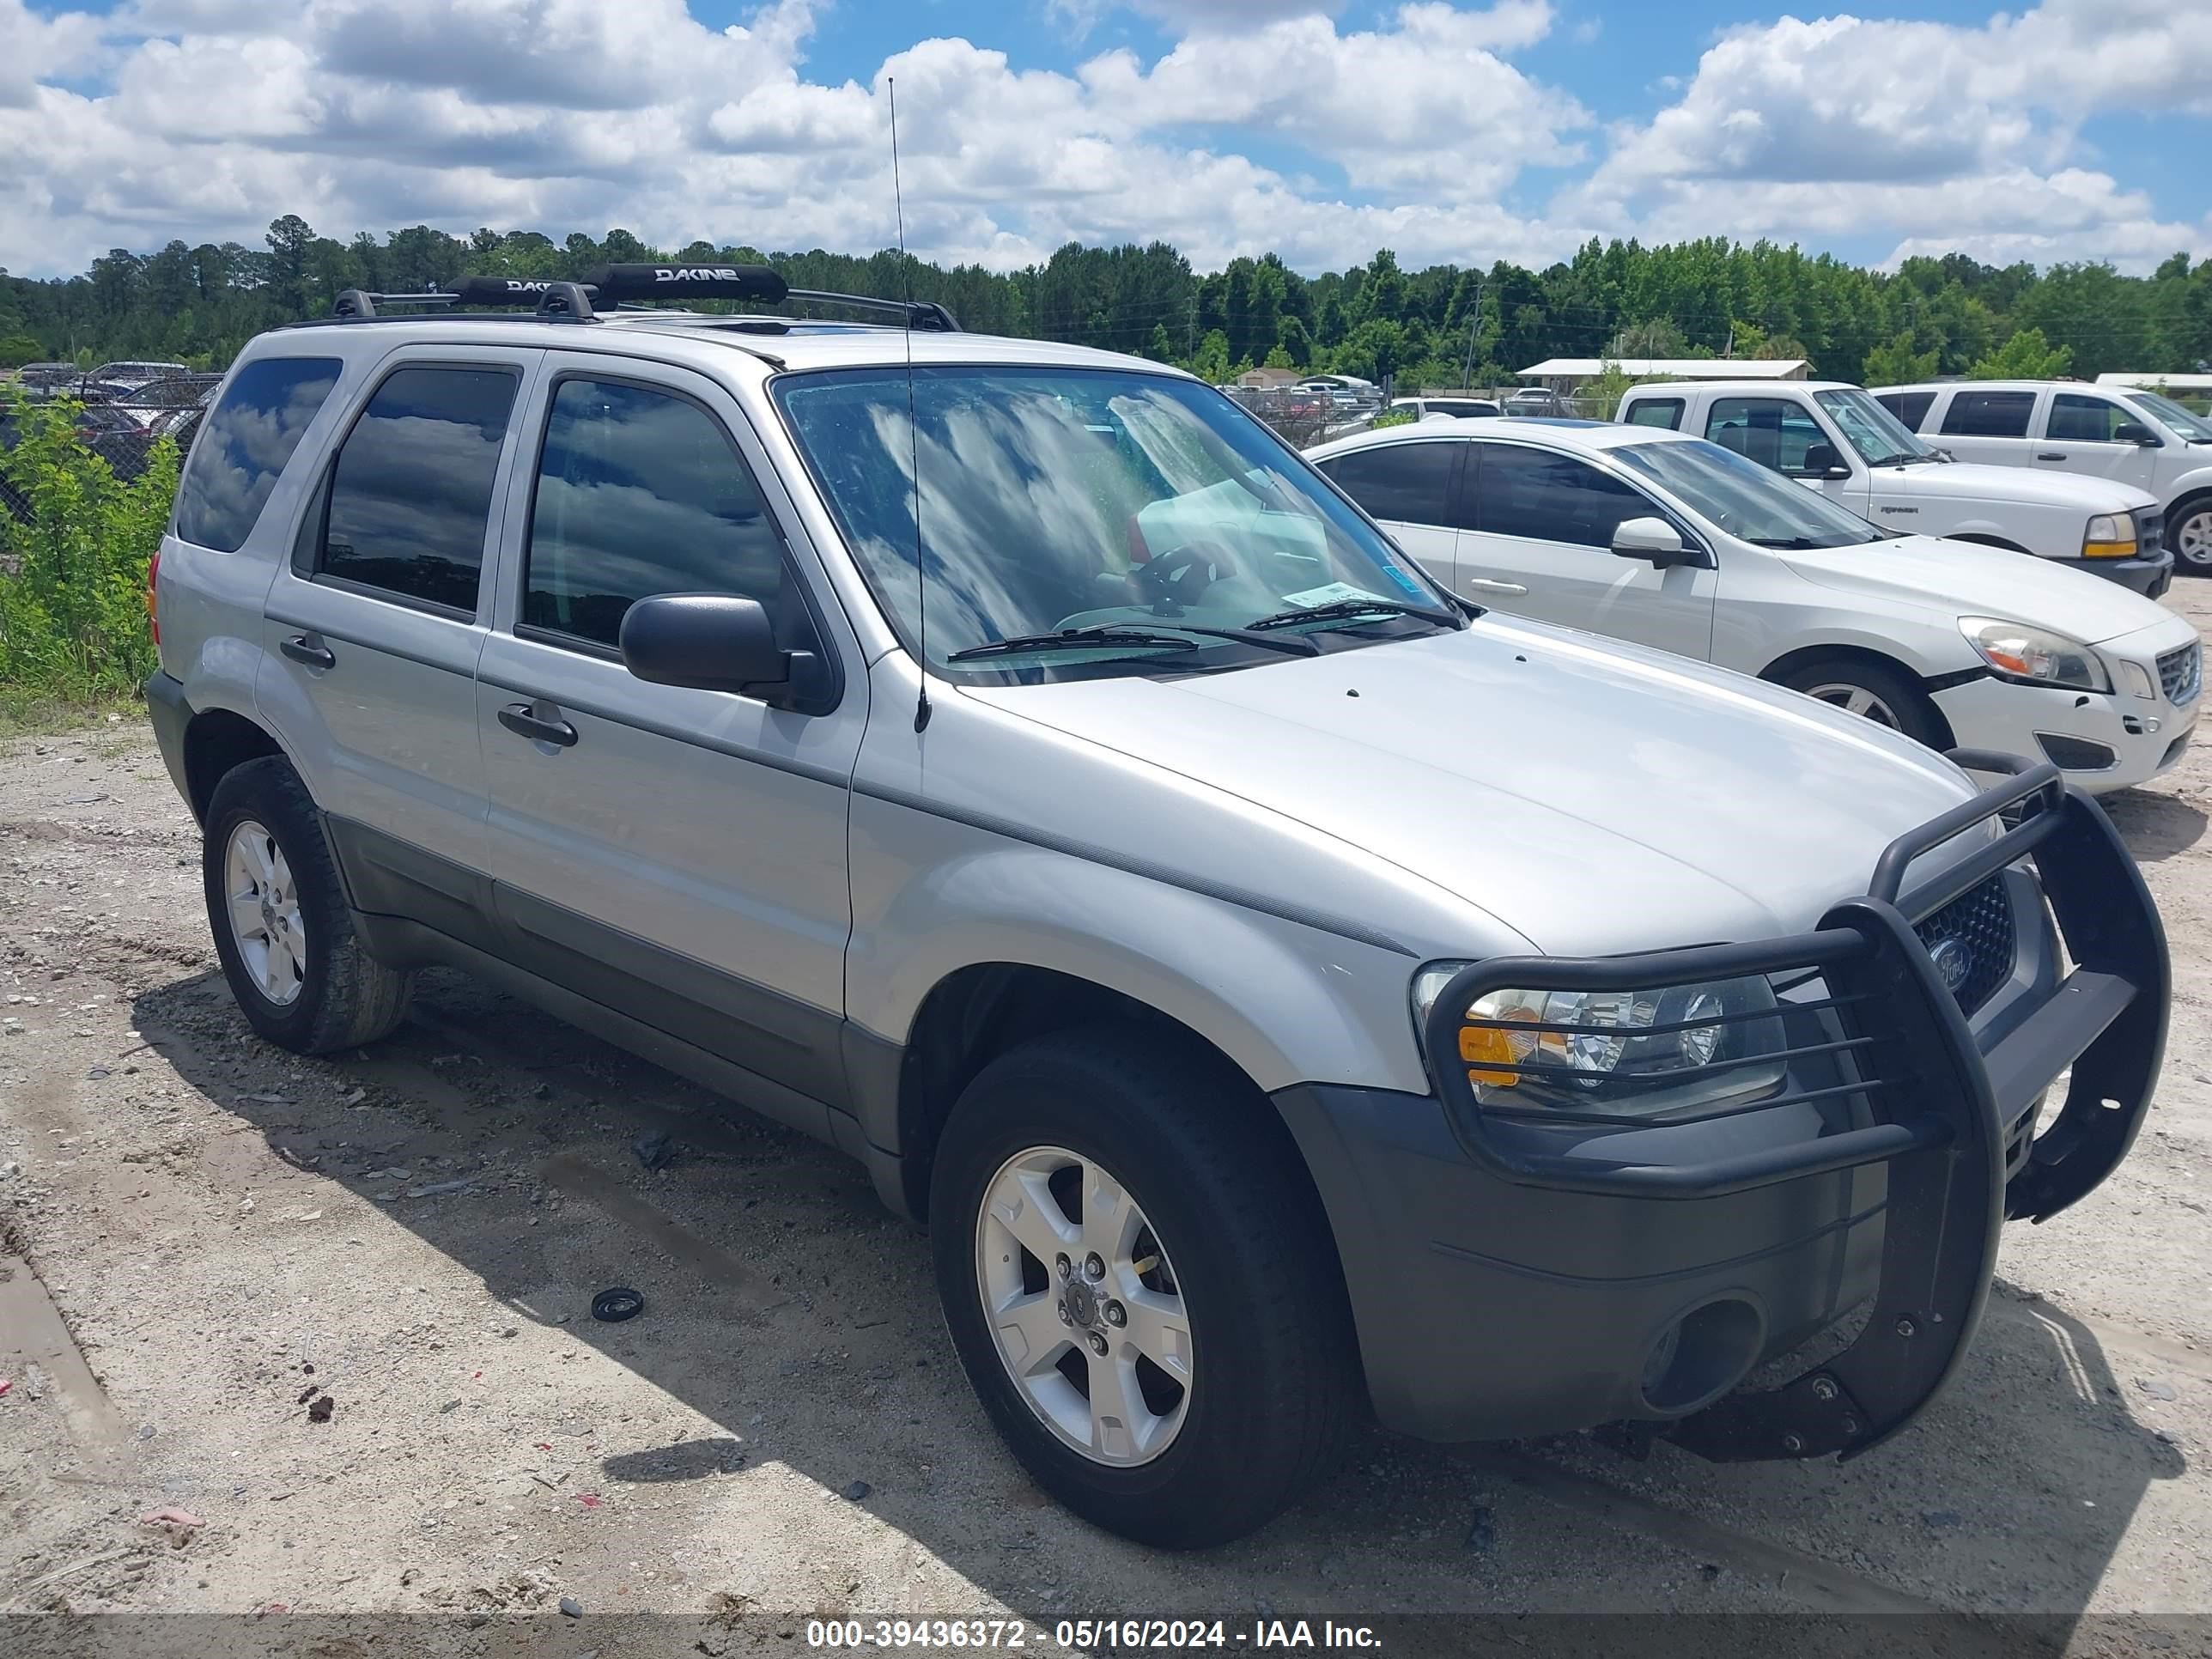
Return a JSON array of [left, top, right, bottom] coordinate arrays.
[[2037, 452, 2067, 461], [280, 634, 335, 670], [1464, 577, 1528, 596], [498, 702, 579, 748]]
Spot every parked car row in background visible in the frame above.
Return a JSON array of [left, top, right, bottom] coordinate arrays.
[[1873, 378, 2212, 576], [1615, 380, 2173, 596], [1311, 414, 2199, 794]]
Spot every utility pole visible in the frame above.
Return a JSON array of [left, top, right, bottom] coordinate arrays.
[[1461, 278, 1485, 392]]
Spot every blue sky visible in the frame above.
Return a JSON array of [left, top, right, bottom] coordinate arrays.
[[3, 0, 2209, 278]]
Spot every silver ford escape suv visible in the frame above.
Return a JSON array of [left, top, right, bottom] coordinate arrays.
[[143, 266, 2169, 1547]]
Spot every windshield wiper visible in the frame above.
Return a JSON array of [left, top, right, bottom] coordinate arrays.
[[947, 628, 1202, 663], [1744, 536, 1826, 550], [946, 622, 1318, 663], [1242, 597, 1456, 633]]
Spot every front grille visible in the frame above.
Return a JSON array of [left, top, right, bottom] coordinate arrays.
[[2136, 508, 2165, 551], [2158, 640, 2202, 707], [1913, 875, 2015, 1017]]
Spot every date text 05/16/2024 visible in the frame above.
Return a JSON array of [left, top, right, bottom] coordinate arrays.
[[805, 1620, 1384, 1650]]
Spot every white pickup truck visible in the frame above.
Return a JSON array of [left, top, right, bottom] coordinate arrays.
[[1871, 378, 2212, 576], [1616, 380, 2173, 598]]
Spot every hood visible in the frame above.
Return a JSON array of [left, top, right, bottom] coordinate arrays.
[[1779, 532, 2173, 645], [961, 621, 1986, 957], [1882, 459, 2157, 514]]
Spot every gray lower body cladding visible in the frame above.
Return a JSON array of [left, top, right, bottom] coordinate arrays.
[[1275, 1080, 1888, 1443]]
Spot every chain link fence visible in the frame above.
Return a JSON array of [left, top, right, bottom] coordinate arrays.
[[3, 371, 218, 528]]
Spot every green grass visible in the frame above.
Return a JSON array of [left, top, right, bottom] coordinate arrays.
[[0, 686, 142, 742]]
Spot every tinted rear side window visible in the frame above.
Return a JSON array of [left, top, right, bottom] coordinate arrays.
[[1941, 391, 2035, 438], [1875, 391, 1935, 429], [172, 356, 342, 552], [523, 378, 787, 648], [1625, 398, 1684, 430], [318, 366, 518, 613], [1319, 442, 1461, 526]]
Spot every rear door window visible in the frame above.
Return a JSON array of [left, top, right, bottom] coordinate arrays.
[[171, 356, 342, 552], [1940, 390, 2035, 438], [1318, 442, 1462, 527], [313, 366, 519, 614]]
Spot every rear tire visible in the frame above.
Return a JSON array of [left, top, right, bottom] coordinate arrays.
[[930, 1024, 1357, 1547], [203, 756, 411, 1054], [1775, 654, 1947, 750]]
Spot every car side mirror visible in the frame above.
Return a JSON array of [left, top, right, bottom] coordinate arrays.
[[1611, 516, 1698, 568], [1800, 441, 1846, 477], [2114, 421, 2159, 446], [619, 592, 824, 710]]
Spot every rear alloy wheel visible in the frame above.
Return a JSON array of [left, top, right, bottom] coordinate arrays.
[[1778, 655, 1945, 750], [932, 1025, 1356, 1547], [2172, 501, 2212, 572], [203, 756, 412, 1054]]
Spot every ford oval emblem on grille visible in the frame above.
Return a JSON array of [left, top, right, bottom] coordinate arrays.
[[1929, 936, 1972, 994]]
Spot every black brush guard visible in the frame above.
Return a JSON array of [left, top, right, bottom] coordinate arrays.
[[1418, 752, 2167, 1463]]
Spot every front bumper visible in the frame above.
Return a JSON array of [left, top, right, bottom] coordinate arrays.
[[1283, 757, 2166, 1456], [2061, 547, 2174, 598], [1929, 672, 2194, 794]]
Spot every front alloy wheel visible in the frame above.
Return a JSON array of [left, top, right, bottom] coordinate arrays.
[[975, 1146, 1193, 1467], [1803, 680, 1904, 729], [2175, 503, 2212, 571]]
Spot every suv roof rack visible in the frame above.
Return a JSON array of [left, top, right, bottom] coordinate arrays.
[[322, 265, 958, 331]]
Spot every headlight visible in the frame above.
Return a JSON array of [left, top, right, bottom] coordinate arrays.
[[1413, 967, 1787, 1118], [1958, 616, 2110, 692], [2081, 514, 2137, 558]]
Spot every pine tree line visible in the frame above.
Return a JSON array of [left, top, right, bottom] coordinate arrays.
[[4, 216, 2209, 389]]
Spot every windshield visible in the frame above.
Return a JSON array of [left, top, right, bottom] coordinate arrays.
[[1613, 438, 1884, 550], [1813, 387, 1938, 466], [2125, 390, 2212, 441], [775, 366, 1453, 678]]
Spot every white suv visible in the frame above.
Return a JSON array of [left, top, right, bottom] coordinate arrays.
[[1873, 379, 2212, 574], [140, 268, 2168, 1546], [1619, 380, 2172, 597], [1309, 417, 2201, 792]]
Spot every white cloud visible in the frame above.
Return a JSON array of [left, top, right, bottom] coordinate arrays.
[[0, 0, 1589, 276], [1578, 0, 2212, 270], [1, 0, 2209, 285]]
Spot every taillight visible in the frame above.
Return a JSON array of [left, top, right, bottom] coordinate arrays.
[[145, 545, 161, 647]]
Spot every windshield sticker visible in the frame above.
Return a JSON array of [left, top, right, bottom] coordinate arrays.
[[1279, 581, 1391, 610], [1371, 562, 1424, 601]]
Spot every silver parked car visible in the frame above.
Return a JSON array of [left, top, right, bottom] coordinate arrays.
[[144, 267, 2166, 1547]]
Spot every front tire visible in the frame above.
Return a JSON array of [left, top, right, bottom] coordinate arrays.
[[203, 756, 411, 1054], [931, 1025, 1357, 1548], [2170, 495, 2212, 573], [1776, 654, 1946, 749]]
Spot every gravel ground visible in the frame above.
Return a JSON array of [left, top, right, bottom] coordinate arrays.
[[3, 592, 2210, 1656]]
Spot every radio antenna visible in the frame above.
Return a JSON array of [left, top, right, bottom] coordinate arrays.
[[890, 76, 931, 734]]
